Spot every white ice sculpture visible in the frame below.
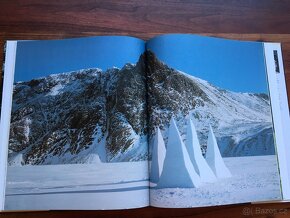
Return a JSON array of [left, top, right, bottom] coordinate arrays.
[[150, 127, 166, 183], [157, 117, 201, 188], [205, 125, 231, 178], [84, 153, 102, 164], [185, 118, 217, 183]]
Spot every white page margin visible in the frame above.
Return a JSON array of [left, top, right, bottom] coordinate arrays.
[[264, 42, 290, 200], [0, 41, 17, 211]]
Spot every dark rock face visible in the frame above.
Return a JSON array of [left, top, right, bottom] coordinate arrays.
[[146, 50, 210, 134], [9, 55, 148, 165], [104, 55, 148, 157]]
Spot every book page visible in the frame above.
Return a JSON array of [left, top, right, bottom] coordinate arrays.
[[264, 43, 290, 200], [146, 34, 282, 208], [0, 36, 149, 210]]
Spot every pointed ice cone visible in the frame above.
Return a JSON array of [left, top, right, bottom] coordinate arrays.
[[186, 119, 217, 183], [84, 153, 102, 164], [205, 125, 231, 178], [150, 127, 166, 183], [96, 134, 107, 162], [157, 117, 201, 188]]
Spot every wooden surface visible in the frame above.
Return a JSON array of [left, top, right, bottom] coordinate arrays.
[[1, 1, 290, 217]]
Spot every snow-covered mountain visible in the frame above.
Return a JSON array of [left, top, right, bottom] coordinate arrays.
[[146, 50, 275, 157], [8, 51, 275, 166], [9, 54, 148, 165]]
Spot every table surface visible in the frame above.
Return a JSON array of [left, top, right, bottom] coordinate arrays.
[[1, 1, 290, 218]]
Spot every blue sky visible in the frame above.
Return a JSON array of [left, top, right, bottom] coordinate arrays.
[[147, 34, 268, 93], [15, 34, 268, 94], [14, 36, 145, 82]]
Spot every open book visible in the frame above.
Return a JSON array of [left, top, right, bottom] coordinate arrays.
[[1, 34, 290, 210]]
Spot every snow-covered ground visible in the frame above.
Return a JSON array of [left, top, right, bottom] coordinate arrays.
[[4, 156, 282, 210], [5, 161, 149, 210], [150, 155, 282, 208]]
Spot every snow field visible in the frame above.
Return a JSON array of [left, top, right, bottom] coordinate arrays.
[[150, 155, 281, 207], [5, 161, 149, 210]]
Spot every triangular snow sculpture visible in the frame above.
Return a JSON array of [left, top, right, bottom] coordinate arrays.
[[84, 153, 102, 164], [185, 118, 217, 183], [150, 127, 166, 183], [96, 136, 107, 163], [205, 125, 231, 178], [8, 153, 24, 166], [157, 117, 201, 188]]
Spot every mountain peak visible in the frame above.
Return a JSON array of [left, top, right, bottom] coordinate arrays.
[[145, 50, 167, 71], [9, 51, 274, 166]]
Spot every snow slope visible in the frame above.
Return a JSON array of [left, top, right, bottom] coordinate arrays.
[[146, 50, 275, 157]]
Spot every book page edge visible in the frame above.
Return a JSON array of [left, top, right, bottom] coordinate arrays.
[[263, 42, 290, 200], [0, 41, 17, 211]]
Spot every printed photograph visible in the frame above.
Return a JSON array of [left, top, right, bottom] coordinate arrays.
[[146, 35, 282, 207], [5, 34, 283, 210], [5, 36, 149, 210]]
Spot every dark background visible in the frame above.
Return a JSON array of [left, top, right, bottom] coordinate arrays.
[[1, 1, 290, 217]]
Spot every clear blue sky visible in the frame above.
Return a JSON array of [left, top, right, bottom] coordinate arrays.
[[15, 36, 145, 82], [15, 34, 268, 94], [147, 34, 268, 93]]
